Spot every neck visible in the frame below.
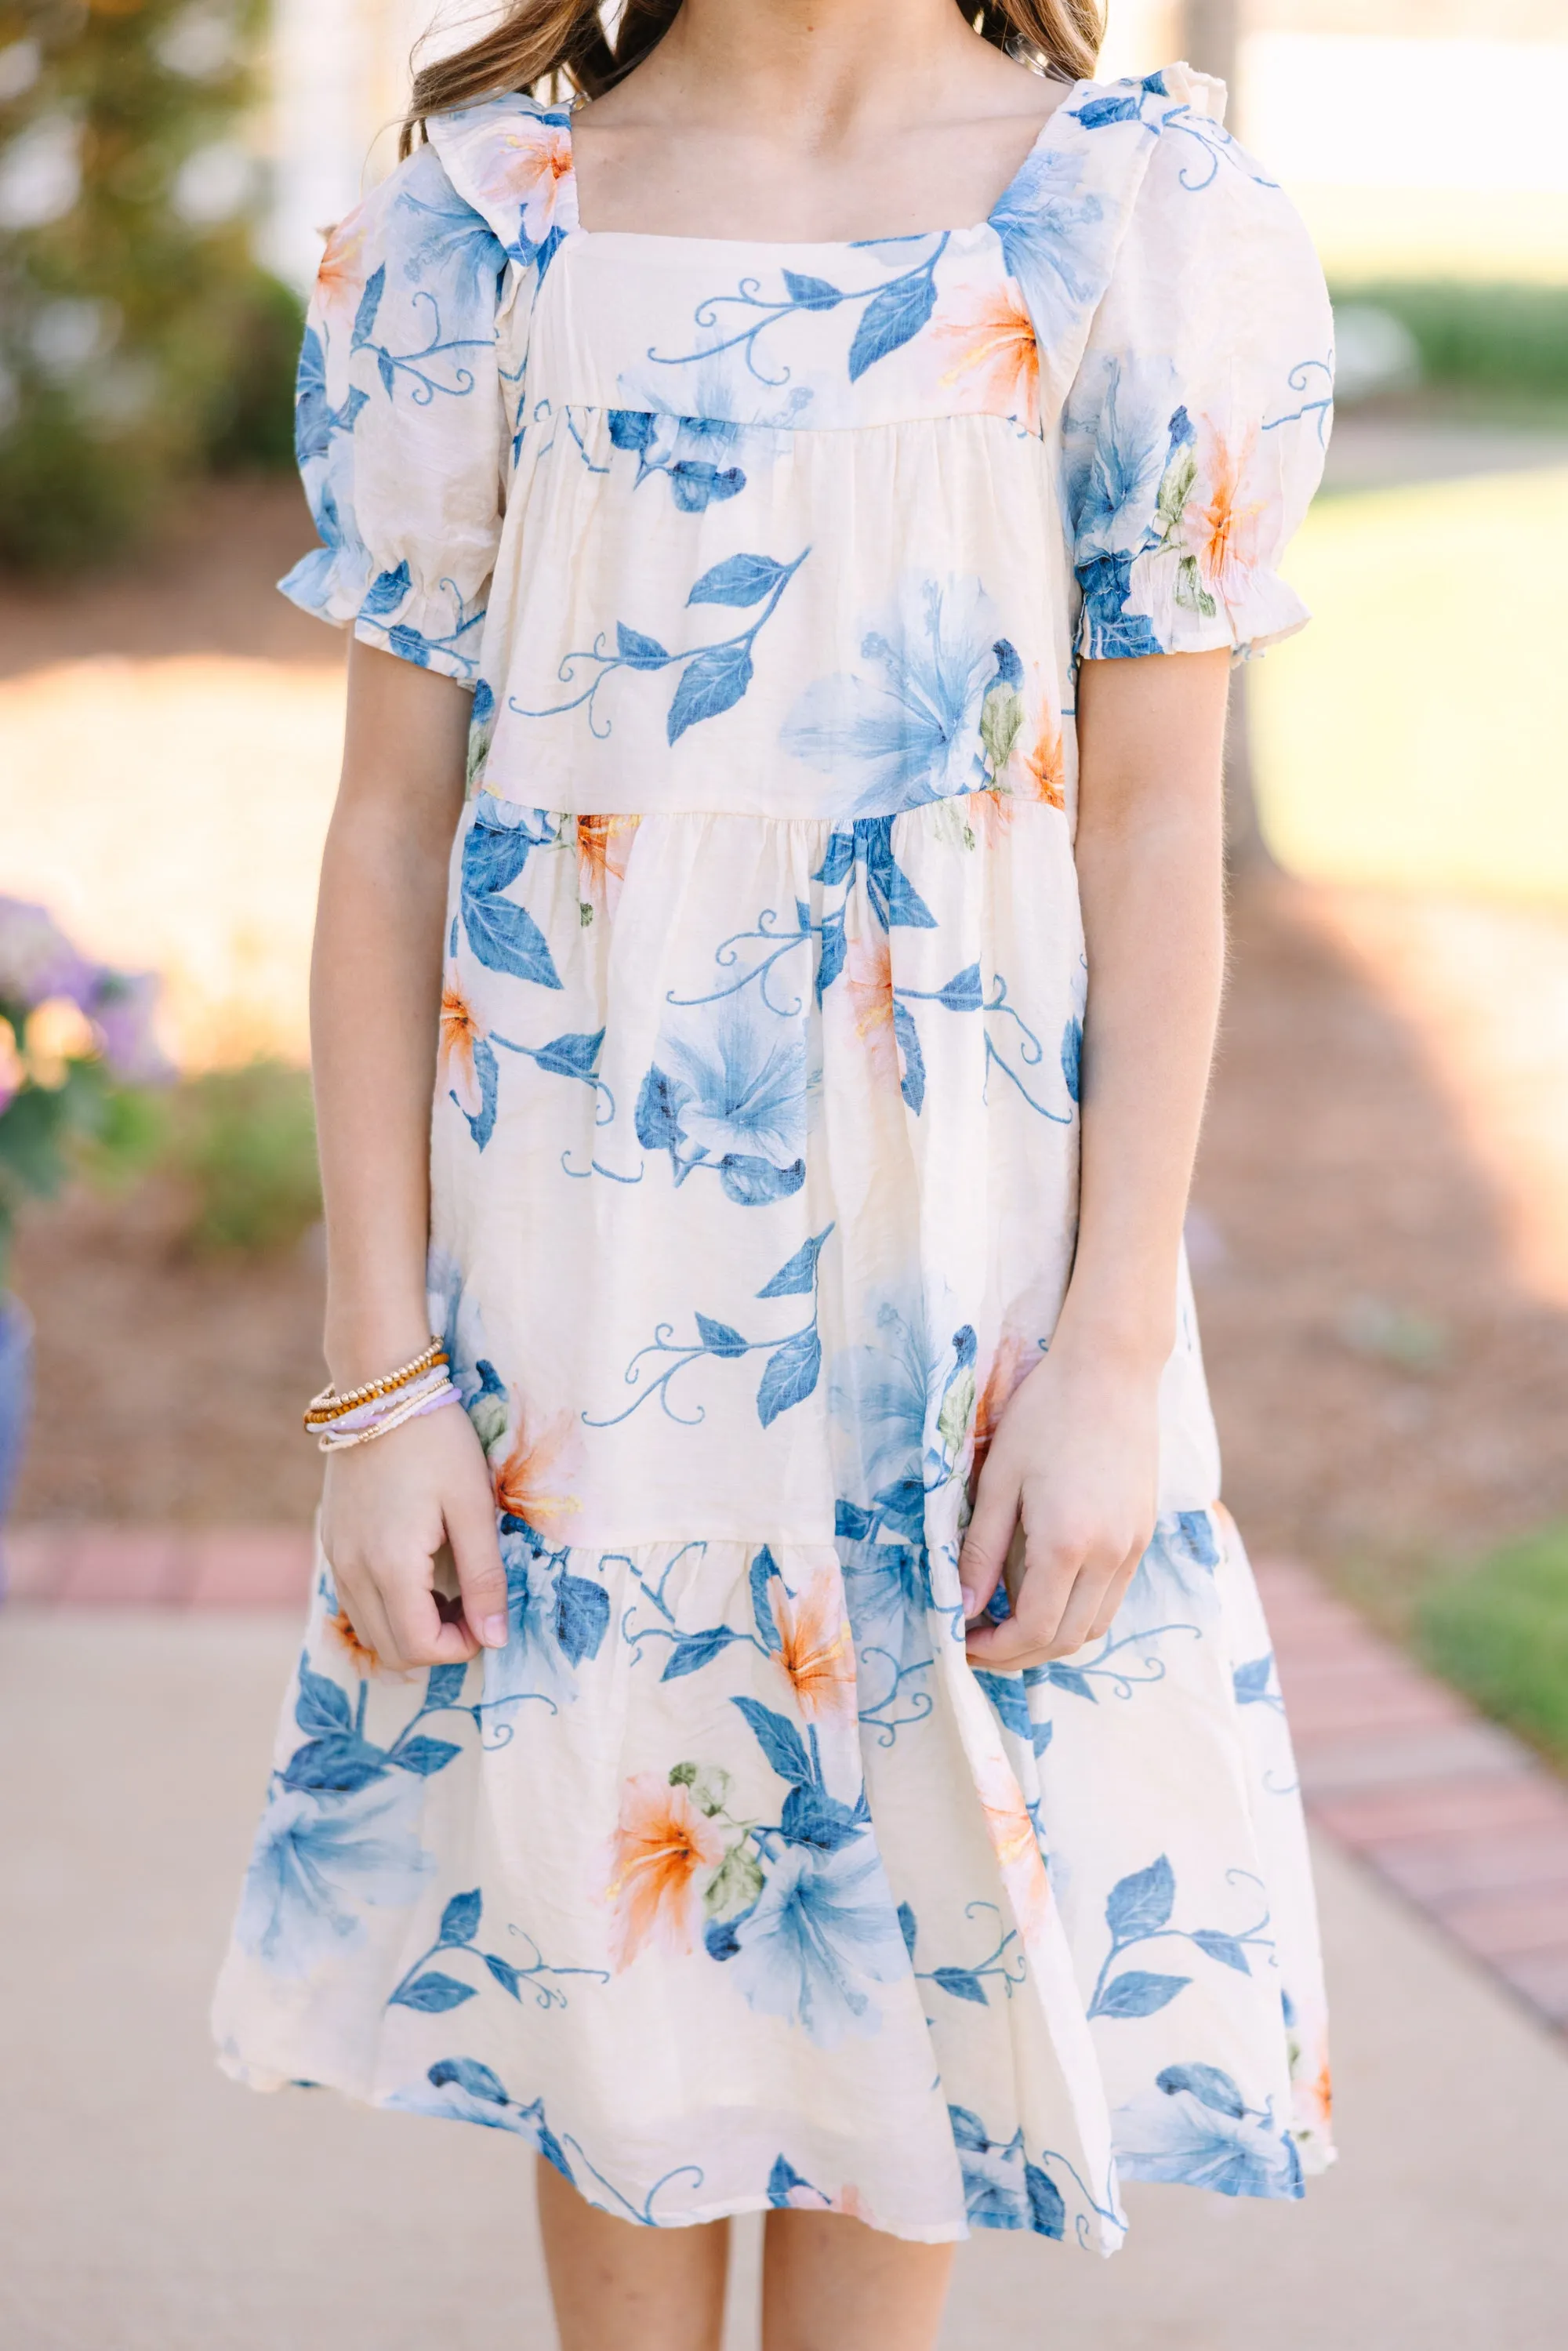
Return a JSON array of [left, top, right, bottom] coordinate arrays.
[[625, 0, 993, 134]]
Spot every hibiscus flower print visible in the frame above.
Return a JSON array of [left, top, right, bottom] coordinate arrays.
[[473, 110, 576, 256], [604, 1773, 728, 1969], [314, 212, 370, 333], [492, 1408, 582, 1540], [934, 282, 1040, 432], [973, 1748, 1051, 1945], [771, 1564, 857, 1724], [439, 966, 487, 1120], [576, 811, 641, 918], [839, 923, 899, 1087], [1192, 420, 1262, 604], [730, 1836, 908, 2048]]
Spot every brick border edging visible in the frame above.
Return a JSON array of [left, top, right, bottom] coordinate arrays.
[[1254, 1558, 1568, 2032], [5, 1528, 1566, 2031]]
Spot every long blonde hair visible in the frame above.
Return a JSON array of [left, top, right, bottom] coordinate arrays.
[[401, 2, 1106, 158]]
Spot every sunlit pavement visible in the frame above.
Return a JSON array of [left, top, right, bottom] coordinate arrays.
[[2, 1608, 1566, 2350]]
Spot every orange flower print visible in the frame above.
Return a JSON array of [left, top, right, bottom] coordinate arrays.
[[974, 1749, 1051, 1943], [1194, 424, 1261, 600], [604, 1773, 727, 1968], [841, 926, 899, 1086], [971, 1336, 1030, 1485], [314, 212, 369, 330], [576, 811, 641, 916], [772, 1566, 857, 1723], [438, 965, 485, 1121], [476, 116, 575, 251], [935, 282, 1040, 432], [323, 1595, 378, 1675], [492, 1411, 581, 1536], [1016, 713, 1066, 810]]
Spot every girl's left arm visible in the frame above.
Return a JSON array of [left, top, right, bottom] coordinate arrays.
[[960, 645, 1232, 1667]]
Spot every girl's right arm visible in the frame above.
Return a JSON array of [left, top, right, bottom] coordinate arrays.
[[310, 639, 510, 1672]]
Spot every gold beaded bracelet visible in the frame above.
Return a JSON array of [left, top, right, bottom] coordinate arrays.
[[303, 1338, 448, 1431]]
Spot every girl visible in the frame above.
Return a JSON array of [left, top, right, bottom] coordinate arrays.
[[214, 4, 1336, 2344]]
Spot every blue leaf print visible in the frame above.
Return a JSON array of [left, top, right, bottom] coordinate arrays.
[[554, 1573, 611, 1666], [974, 1670, 1033, 1741], [528, 1029, 605, 1083], [933, 963, 984, 1012], [948, 2104, 990, 2153], [931, 1966, 989, 2006], [463, 894, 562, 990], [732, 1695, 813, 1787], [1074, 92, 1143, 129], [1024, 2163, 1066, 2240], [392, 1736, 463, 1777], [891, 1000, 925, 1113], [897, 1901, 919, 1958], [1094, 1969, 1191, 2019], [283, 1735, 390, 1794], [859, 820, 937, 930], [616, 622, 670, 669], [688, 553, 791, 608], [1033, 1660, 1095, 1701], [430, 2056, 507, 2102], [456, 1035, 499, 1150], [757, 1228, 832, 1298], [353, 263, 386, 343], [425, 1662, 469, 1708], [360, 561, 412, 619], [484, 1954, 522, 1998], [462, 804, 536, 895], [768, 2154, 815, 2206], [750, 1545, 783, 1651], [1061, 1016, 1083, 1104], [295, 1659, 353, 1738], [835, 1500, 875, 1541], [439, 1888, 483, 1946], [757, 1324, 822, 1428], [391, 1970, 476, 2013], [1156, 2063, 1247, 2118], [813, 831, 856, 888], [780, 1784, 866, 1852], [1171, 1509, 1221, 1569], [1106, 1854, 1176, 1939], [662, 1627, 743, 1681], [848, 270, 939, 380], [634, 1064, 682, 1152], [1032, 1718, 1054, 1758], [816, 905, 847, 1000], [607, 408, 655, 453], [782, 270, 841, 310], [706, 1914, 745, 1962], [1232, 1656, 1276, 1706], [1190, 1928, 1251, 1974], [695, 1314, 749, 1357], [668, 641, 754, 742]]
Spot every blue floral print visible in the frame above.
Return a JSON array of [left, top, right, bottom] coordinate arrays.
[[220, 63, 1336, 2249]]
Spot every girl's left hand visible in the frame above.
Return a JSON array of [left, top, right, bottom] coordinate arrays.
[[958, 1334, 1162, 1670]]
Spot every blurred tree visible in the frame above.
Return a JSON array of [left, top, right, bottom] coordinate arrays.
[[0, 0, 299, 571]]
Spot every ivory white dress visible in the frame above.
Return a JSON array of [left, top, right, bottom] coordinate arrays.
[[214, 64, 1338, 2248]]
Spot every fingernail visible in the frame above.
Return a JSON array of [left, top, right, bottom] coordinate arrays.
[[960, 1587, 977, 1617], [481, 1613, 509, 1648]]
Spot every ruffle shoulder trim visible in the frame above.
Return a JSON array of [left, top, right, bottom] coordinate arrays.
[[426, 90, 579, 273]]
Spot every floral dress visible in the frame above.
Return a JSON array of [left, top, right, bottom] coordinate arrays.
[[213, 65, 1338, 2249]]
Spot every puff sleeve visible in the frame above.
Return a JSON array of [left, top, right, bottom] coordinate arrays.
[[1062, 92, 1334, 662], [281, 140, 513, 685]]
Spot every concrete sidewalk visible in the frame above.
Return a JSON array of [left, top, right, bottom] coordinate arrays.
[[2, 1612, 1566, 2350]]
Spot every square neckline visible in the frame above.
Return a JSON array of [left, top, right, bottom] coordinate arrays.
[[560, 76, 1092, 254]]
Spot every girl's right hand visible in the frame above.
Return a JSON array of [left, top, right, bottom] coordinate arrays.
[[319, 1404, 510, 1673]]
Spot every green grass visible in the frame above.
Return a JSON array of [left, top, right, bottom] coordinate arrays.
[[1331, 279, 1568, 396], [162, 1061, 321, 1256], [1417, 1525, 1568, 1770]]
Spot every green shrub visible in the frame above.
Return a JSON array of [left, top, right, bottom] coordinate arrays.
[[162, 1060, 321, 1256], [1331, 279, 1568, 397], [1417, 1523, 1568, 1769], [0, 0, 287, 572]]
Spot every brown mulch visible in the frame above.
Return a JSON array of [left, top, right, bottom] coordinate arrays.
[[8, 484, 1568, 1586]]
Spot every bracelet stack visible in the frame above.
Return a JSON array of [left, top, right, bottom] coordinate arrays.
[[303, 1338, 462, 1453]]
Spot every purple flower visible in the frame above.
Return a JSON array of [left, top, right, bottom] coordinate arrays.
[[88, 969, 172, 1084], [0, 898, 101, 1014]]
